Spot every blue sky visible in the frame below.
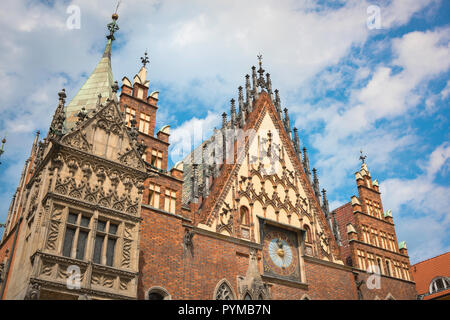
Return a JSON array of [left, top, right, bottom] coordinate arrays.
[[0, 0, 448, 264]]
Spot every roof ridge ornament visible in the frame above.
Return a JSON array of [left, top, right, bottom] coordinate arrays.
[[106, 1, 121, 41], [141, 51, 150, 68], [359, 149, 367, 165]]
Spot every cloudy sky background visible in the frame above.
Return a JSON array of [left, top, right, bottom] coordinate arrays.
[[0, 0, 448, 264]]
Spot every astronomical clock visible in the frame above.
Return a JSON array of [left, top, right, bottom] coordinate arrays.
[[260, 219, 301, 283]]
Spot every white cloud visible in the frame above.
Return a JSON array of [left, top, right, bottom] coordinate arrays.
[[169, 111, 220, 164], [380, 143, 450, 263]]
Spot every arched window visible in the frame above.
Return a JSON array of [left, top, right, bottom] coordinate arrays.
[[385, 260, 391, 277], [304, 225, 312, 244], [240, 206, 250, 226], [377, 258, 383, 274], [244, 293, 252, 300], [429, 277, 450, 294], [146, 287, 171, 300], [301, 294, 311, 300], [214, 280, 236, 300]]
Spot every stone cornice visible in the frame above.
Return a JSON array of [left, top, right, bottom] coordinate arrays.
[[43, 192, 142, 223], [33, 250, 138, 278], [30, 277, 136, 300], [353, 210, 395, 226], [261, 274, 309, 290], [303, 255, 352, 272], [141, 204, 192, 223], [185, 225, 263, 250], [351, 267, 416, 285], [348, 239, 409, 259]]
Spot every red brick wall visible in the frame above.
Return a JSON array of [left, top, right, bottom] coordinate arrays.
[[357, 272, 417, 300]]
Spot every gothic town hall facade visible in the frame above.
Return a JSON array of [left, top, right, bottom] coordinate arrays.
[[0, 15, 416, 300]]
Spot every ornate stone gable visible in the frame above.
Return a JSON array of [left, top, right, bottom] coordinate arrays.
[[61, 100, 146, 171], [198, 92, 342, 263]]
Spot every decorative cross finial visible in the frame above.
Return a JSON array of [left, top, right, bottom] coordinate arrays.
[[141, 51, 150, 68], [257, 53, 263, 66], [106, 1, 121, 41], [256, 53, 266, 89], [359, 150, 367, 164]]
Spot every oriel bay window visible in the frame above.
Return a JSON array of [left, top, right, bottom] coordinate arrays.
[[62, 212, 91, 260], [93, 220, 119, 267]]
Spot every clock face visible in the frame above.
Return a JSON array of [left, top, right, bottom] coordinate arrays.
[[262, 227, 299, 279]]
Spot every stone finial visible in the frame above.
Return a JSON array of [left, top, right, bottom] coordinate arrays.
[[283, 108, 291, 131], [58, 88, 67, 103], [97, 93, 102, 108], [111, 81, 119, 93], [266, 73, 272, 95], [302, 147, 311, 179], [48, 89, 67, 139], [106, 11, 120, 41], [230, 99, 236, 129], [312, 168, 321, 199], [141, 51, 150, 68], [128, 114, 139, 142], [256, 55, 266, 90], [293, 127, 300, 154], [322, 189, 329, 214], [360, 150, 367, 164], [222, 112, 227, 129], [251, 66, 258, 98]]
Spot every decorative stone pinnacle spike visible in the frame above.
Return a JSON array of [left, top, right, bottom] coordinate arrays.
[[222, 112, 227, 129], [58, 88, 66, 102], [111, 81, 119, 93]]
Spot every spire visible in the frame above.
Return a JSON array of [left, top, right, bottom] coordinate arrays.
[[64, 13, 120, 130]]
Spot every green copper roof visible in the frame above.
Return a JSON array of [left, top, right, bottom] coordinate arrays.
[[64, 40, 115, 130], [384, 209, 393, 217], [399, 241, 407, 250]]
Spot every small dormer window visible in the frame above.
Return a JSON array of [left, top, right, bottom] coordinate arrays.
[[429, 277, 450, 294]]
